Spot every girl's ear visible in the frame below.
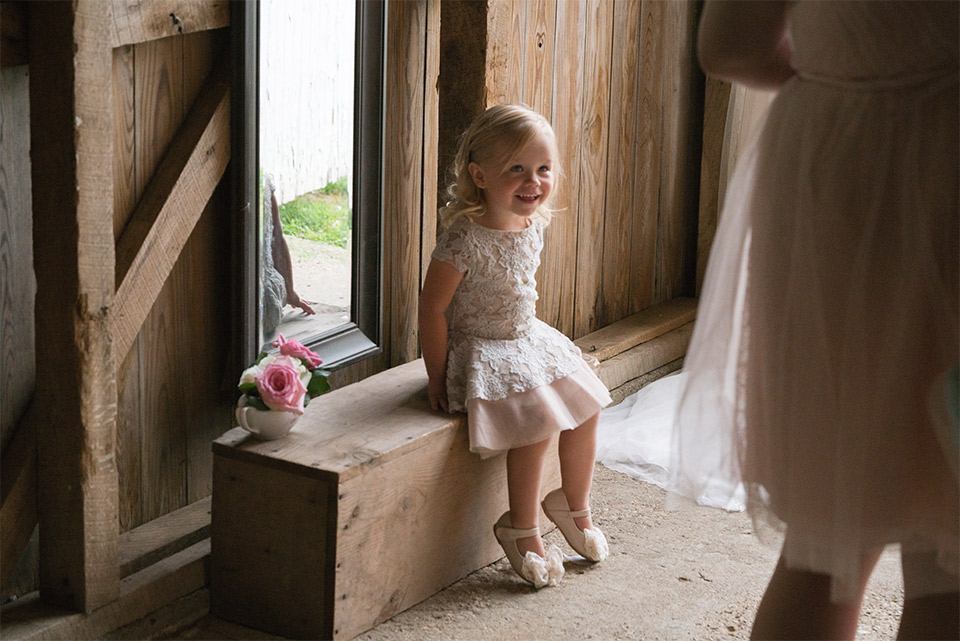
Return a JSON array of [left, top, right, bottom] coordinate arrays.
[[467, 162, 486, 189]]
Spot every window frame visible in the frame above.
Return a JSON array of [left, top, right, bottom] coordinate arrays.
[[232, 0, 386, 370]]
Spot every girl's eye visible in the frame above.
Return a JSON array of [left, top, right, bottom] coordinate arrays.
[[510, 165, 523, 172], [539, 166, 551, 173]]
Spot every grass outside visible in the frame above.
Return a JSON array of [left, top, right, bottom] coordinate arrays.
[[279, 176, 351, 248]]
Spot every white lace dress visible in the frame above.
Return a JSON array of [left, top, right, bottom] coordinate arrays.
[[432, 218, 611, 458]]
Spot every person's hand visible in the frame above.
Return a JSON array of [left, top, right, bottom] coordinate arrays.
[[427, 377, 449, 413], [287, 291, 316, 315]]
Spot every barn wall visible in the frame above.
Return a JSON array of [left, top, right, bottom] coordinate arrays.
[[112, 29, 233, 531]]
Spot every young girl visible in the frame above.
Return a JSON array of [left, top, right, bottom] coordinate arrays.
[[419, 104, 613, 588]]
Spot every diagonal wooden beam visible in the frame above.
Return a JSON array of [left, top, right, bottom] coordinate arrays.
[[110, 0, 229, 48], [112, 61, 230, 362], [0, 402, 38, 589]]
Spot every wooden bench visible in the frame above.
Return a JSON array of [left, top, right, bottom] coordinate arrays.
[[210, 298, 696, 640]]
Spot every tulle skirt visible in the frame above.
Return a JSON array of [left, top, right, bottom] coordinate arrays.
[[670, 71, 959, 600], [468, 360, 611, 459]]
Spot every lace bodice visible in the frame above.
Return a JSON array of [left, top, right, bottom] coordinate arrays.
[[433, 219, 543, 339], [432, 218, 584, 407]]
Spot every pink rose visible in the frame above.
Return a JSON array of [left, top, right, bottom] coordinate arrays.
[[256, 355, 307, 414], [273, 334, 323, 369]]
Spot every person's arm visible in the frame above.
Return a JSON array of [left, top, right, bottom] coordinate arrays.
[[698, 0, 794, 89], [418, 258, 464, 412], [270, 193, 315, 315]]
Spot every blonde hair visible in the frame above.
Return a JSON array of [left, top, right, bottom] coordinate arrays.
[[440, 104, 561, 229]]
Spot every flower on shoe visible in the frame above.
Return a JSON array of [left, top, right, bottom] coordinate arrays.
[[256, 355, 307, 414], [273, 334, 323, 369]]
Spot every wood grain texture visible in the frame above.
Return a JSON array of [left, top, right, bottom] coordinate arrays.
[[118, 496, 210, 578], [485, 0, 526, 108], [654, 0, 701, 304], [28, 0, 119, 611], [0, 540, 209, 641], [0, 402, 36, 589], [572, 0, 613, 338], [110, 0, 229, 48], [420, 0, 441, 286], [0, 64, 34, 451], [536, 0, 585, 337], [599, 0, 642, 326], [385, 0, 427, 367], [595, 321, 694, 390], [573, 296, 697, 362], [629, 0, 665, 314], [132, 34, 186, 528]]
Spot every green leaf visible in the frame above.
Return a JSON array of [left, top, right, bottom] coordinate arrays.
[[307, 371, 331, 397], [245, 396, 270, 412], [238, 382, 257, 394]]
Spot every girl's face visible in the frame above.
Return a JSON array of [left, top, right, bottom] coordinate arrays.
[[468, 131, 556, 228]]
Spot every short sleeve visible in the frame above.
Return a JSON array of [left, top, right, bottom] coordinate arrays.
[[431, 223, 471, 273]]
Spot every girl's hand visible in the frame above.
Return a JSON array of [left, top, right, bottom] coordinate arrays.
[[428, 378, 449, 413]]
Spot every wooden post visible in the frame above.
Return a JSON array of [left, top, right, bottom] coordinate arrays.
[[28, 0, 119, 611]]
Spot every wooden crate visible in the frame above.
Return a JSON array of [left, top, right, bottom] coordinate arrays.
[[211, 360, 560, 640]]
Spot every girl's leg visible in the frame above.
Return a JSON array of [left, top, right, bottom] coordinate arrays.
[[750, 543, 882, 641], [506, 437, 552, 558], [557, 413, 599, 532], [897, 548, 960, 640]]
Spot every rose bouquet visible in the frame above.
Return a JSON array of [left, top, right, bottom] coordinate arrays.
[[237, 335, 331, 415]]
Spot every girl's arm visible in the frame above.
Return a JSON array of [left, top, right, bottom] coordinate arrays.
[[418, 258, 464, 412], [697, 0, 794, 89]]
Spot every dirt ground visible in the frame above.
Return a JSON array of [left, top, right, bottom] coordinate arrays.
[[354, 463, 904, 641]]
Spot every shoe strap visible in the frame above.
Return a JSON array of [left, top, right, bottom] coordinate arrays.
[[496, 524, 540, 542], [553, 506, 591, 519]]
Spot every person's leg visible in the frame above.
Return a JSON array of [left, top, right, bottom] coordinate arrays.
[[897, 548, 960, 640], [557, 413, 599, 532], [506, 437, 552, 558], [750, 544, 882, 641]]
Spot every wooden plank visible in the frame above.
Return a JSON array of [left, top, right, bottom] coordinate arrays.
[[28, 0, 119, 611], [102, 588, 209, 641], [110, 0, 229, 48], [654, 0, 700, 303], [180, 28, 227, 509], [211, 457, 336, 640], [437, 0, 487, 217], [629, 0, 664, 313], [0, 540, 209, 641], [112, 41, 142, 534], [595, 322, 694, 391], [572, 0, 613, 338], [0, 2, 27, 68], [112, 60, 230, 362], [696, 76, 732, 295], [536, 0, 585, 337], [385, 0, 426, 366], [131, 34, 187, 527], [574, 296, 697, 362], [118, 497, 211, 578], [608, 356, 683, 406], [599, 0, 643, 326], [420, 0, 441, 292], [1, 61, 34, 450], [0, 404, 37, 589], [485, 0, 526, 107], [522, 0, 556, 116]]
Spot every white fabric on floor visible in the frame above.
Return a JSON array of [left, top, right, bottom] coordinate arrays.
[[596, 373, 746, 512]]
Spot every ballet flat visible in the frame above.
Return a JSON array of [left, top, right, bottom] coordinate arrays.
[[541, 488, 609, 562], [493, 512, 564, 588]]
